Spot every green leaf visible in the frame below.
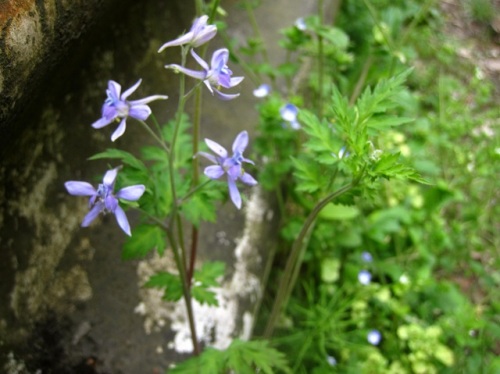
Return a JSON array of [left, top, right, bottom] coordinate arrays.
[[192, 286, 219, 306], [300, 110, 341, 164], [356, 68, 413, 125], [89, 149, 147, 172], [170, 339, 291, 374], [122, 224, 166, 260], [366, 115, 414, 130], [319, 203, 360, 220], [144, 272, 183, 302], [194, 261, 226, 287], [291, 157, 325, 193], [372, 152, 428, 183], [181, 187, 222, 226]]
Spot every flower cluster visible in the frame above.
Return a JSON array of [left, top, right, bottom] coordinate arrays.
[[92, 79, 167, 141], [65, 168, 145, 236], [198, 131, 257, 209], [160, 15, 243, 100], [66, 15, 257, 236]]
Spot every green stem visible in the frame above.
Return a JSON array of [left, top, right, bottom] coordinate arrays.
[[263, 182, 355, 338], [317, 0, 325, 118], [179, 179, 212, 206], [138, 120, 170, 153], [165, 229, 200, 355], [166, 46, 200, 353], [349, 54, 374, 105]]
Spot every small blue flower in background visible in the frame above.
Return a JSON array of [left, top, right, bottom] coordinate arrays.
[[65, 168, 145, 236], [280, 103, 300, 129], [332, 145, 350, 160], [165, 48, 244, 100], [326, 355, 337, 366], [367, 329, 382, 346], [92, 80, 168, 141], [253, 83, 271, 98], [361, 251, 373, 263], [158, 15, 217, 51], [358, 269, 372, 285], [198, 131, 257, 209], [295, 17, 307, 31]]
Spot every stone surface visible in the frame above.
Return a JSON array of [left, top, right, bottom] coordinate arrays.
[[0, 0, 120, 152]]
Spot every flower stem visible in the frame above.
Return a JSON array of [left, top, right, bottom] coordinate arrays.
[[165, 228, 200, 355], [317, 0, 325, 118], [166, 45, 200, 354], [263, 182, 355, 338], [138, 120, 170, 153]]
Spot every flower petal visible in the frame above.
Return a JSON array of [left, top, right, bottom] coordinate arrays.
[[121, 79, 142, 100], [65, 181, 96, 196], [204, 165, 225, 179], [128, 95, 168, 106], [213, 88, 240, 101], [107, 81, 121, 100], [165, 64, 207, 81], [103, 168, 119, 187], [191, 49, 210, 71], [111, 118, 127, 141], [229, 76, 244, 87], [114, 205, 131, 236], [91, 117, 113, 129], [211, 48, 229, 69], [227, 176, 242, 209], [232, 131, 248, 154], [116, 185, 146, 201], [158, 32, 195, 52], [205, 138, 228, 158], [105, 195, 118, 212], [240, 172, 258, 186], [191, 15, 209, 34], [197, 151, 218, 164], [82, 202, 104, 227], [128, 104, 151, 121], [192, 25, 217, 47]]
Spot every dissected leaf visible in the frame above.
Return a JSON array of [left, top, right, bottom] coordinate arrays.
[[122, 224, 166, 259]]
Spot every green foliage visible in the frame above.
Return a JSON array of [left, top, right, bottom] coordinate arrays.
[[144, 271, 183, 302], [192, 261, 225, 306], [122, 224, 166, 259], [169, 339, 291, 374]]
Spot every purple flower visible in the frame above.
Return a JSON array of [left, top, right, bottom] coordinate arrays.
[[358, 270, 372, 285], [91, 80, 168, 141], [367, 329, 382, 346], [280, 103, 300, 129], [361, 251, 373, 263], [165, 48, 244, 100], [198, 131, 257, 209], [64, 168, 145, 236], [158, 15, 217, 51], [253, 84, 271, 98]]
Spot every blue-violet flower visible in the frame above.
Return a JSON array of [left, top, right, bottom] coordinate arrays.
[[198, 131, 257, 209], [253, 84, 271, 98], [165, 48, 244, 100], [92, 79, 168, 141], [280, 103, 300, 129], [358, 269, 372, 285], [361, 251, 373, 263], [64, 168, 145, 236], [367, 329, 382, 346], [158, 15, 217, 51]]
